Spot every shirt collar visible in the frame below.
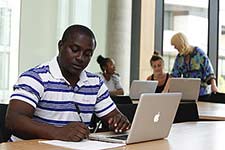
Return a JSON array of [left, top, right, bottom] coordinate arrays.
[[49, 56, 64, 79], [49, 56, 88, 86]]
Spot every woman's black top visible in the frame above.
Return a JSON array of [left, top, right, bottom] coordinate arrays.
[[151, 73, 169, 93]]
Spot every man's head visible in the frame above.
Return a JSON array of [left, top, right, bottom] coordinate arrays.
[[57, 25, 96, 78]]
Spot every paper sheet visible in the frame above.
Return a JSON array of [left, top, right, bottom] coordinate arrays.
[[39, 139, 125, 150]]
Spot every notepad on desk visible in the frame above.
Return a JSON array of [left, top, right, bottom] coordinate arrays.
[[39, 139, 125, 150]]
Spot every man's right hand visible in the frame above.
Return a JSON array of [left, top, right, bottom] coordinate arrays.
[[53, 122, 90, 141]]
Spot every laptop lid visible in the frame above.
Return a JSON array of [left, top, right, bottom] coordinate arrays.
[[169, 78, 201, 102], [90, 93, 182, 144], [129, 80, 158, 100]]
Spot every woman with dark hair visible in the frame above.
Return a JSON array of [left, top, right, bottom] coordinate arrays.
[[146, 51, 170, 93], [97, 55, 124, 96]]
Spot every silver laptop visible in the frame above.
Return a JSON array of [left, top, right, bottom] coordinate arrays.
[[90, 93, 182, 144], [129, 80, 158, 100], [169, 78, 201, 102]]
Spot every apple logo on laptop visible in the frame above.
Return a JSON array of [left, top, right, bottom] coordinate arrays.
[[154, 112, 160, 123]]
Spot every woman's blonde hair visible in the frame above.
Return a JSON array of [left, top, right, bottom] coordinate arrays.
[[171, 32, 194, 55]]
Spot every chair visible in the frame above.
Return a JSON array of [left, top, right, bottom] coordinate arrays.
[[116, 104, 137, 122], [173, 102, 199, 123], [0, 104, 11, 143], [110, 95, 133, 104]]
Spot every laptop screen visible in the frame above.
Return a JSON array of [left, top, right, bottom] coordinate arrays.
[[129, 80, 158, 100], [169, 78, 200, 101]]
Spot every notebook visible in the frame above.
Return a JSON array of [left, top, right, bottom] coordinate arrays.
[[90, 93, 182, 144], [129, 80, 158, 100], [169, 78, 201, 102]]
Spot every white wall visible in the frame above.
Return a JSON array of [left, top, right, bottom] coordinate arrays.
[[87, 0, 108, 73], [19, 0, 108, 74], [19, 0, 58, 73], [18, 0, 156, 88]]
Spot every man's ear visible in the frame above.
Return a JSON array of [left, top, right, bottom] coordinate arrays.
[[58, 40, 63, 52]]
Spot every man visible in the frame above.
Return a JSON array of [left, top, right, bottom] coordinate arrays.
[[5, 25, 130, 142]]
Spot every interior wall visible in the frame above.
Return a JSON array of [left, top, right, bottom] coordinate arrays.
[[87, 0, 108, 73], [18, 0, 156, 93], [139, 0, 155, 80], [19, 0, 108, 75], [19, 0, 58, 74]]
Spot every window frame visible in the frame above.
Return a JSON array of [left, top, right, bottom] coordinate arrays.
[[154, 0, 219, 80], [0, 0, 20, 103]]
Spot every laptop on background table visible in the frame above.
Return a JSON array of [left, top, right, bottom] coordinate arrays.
[[169, 78, 201, 102], [129, 80, 158, 100], [90, 93, 182, 144]]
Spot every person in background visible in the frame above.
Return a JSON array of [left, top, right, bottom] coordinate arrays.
[[5, 25, 130, 142], [97, 55, 124, 96], [170, 32, 218, 98], [146, 51, 170, 93]]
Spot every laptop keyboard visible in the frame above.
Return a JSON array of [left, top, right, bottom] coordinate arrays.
[[109, 134, 128, 140], [181, 99, 196, 102]]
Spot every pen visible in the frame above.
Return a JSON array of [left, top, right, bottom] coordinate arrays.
[[93, 120, 102, 133], [74, 103, 84, 123], [74, 103, 89, 139]]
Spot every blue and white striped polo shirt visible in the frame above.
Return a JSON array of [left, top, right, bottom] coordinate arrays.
[[10, 56, 116, 141]]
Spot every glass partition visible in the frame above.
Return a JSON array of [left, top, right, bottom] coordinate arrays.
[[0, 0, 20, 103], [163, 0, 209, 73], [218, 0, 225, 92]]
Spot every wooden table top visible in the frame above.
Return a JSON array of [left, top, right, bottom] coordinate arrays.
[[197, 101, 225, 120], [1, 121, 225, 150]]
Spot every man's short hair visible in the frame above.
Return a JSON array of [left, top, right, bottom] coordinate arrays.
[[61, 24, 96, 48]]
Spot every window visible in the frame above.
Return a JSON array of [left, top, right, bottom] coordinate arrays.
[[218, 0, 225, 92], [163, 0, 209, 73], [0, 0, 20, 103], [0, 7, 10, 90]]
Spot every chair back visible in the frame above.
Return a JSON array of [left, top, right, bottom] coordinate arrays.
[[0, 104, 11, 143], [173, 102, 199, 123], [110, 96, 133, 104], [199, 92, 225, 103], [90, 104, 137, 133]]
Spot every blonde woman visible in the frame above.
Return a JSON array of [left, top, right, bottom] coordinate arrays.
[[170, 32, 218, 97]]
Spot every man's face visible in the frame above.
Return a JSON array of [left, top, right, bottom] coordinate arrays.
[[58, 32, 96, 76]]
